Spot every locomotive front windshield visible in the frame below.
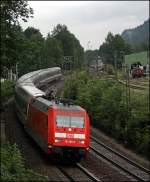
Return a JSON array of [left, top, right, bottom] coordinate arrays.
[[56, 116, 84, 128]]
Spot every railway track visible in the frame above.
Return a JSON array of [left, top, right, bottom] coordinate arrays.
[[129, 81, 149, 87], [118, 79, 149, 90], [57, 163, 101, 181], [98, 77, 149, 90], [90, 136, 150, 182]]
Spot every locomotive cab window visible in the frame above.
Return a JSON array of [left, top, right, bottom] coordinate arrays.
[[71, 117, 84, 128], [56, 116, 84, 128]]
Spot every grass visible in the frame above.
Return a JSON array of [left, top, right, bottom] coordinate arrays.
[[125, 51, 149, 67]]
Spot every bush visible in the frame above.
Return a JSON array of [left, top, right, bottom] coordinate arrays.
[[127, 117, 149, 157], [105, 64, 115, 75], [1, 80, 15, 102], [1, 143, 48, 181], [63, 71, 149, 158], [63, 70, 90, 100]]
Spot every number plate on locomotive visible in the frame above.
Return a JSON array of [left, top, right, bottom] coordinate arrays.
[[67, 133, 74, 138]]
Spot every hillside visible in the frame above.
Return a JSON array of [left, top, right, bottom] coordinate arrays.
[[121, 19, 149, 47], [125, 51, 149, 67]]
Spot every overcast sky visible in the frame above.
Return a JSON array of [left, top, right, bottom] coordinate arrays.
[[20, 1, 149, 50]]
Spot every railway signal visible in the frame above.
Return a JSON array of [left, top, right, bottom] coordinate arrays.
[[63, 56, 74, 70]]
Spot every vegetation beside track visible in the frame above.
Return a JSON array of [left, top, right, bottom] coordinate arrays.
[[1, 80, 15, 103], [63, 71, 149, 158], [1, 143, 48, 181]]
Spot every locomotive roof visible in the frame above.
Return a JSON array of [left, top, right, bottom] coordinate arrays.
[[54, 103, 85, 112], [35, 97, 85, 112]]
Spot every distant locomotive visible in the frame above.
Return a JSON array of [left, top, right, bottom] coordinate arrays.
[[14, 67, 90, 162], [130, 62, 145, 78]]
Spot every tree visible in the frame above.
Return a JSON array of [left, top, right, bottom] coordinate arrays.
[[44, 35, 63, 68], [84, 50, 99, 67], [18, 27, 45, 76], [2, 25, 26, 68], [51, 24, 67, 37], [1, 0, 33, 25], [51, 24, 84, 69], [1, 0, 33, 75], [24, 27, 41, 39], [99, 32, 131, 66]]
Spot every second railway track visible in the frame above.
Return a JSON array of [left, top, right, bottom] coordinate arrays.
[[118, 79, 149, 90], [90, 136, 149, 182]]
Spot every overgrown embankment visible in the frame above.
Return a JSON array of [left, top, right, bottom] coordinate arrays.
[[1, 80, 15, 103], [1, 143, 48, 181], [63, 71, 149, 158]]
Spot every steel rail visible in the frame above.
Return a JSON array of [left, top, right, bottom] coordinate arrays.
[[57, 163, 101, 182], [90, 146, 147, 182], [57, 166, 75, 182], [118, 79, 148, 90], [91, 136, 149, 173], [76, 163, 101, 181], [90, 136, 149, 182]]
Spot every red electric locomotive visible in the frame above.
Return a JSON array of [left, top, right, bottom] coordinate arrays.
[[15, 68, 90, 162], [27, 97, 90, 161]]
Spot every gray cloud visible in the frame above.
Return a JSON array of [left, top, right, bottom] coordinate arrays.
[[20, 1, 149, 50]]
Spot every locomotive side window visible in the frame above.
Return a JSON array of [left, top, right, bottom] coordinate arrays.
[[56, 116, 84, 128]]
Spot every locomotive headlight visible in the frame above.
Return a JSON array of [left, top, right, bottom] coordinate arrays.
[[48, 145, 53, 148], [55, 139, 62, 142], [79, 141, 85, 144]]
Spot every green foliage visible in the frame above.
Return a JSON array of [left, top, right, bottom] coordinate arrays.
[[1, 2, 83, 76], [63, 77, 79, 100], [63, 71, 89, 100], [63, 71, 149, 158], [44, 35, 63, 68], [84, 50, 99, 67], [1, 0, 33, 25], [104, 64, 115, 75], [51, 24, 84, 69], [18, 27, 45, 75], [1, 0, 33, 71], [1, 80, 15, 102], [1, 24, 26, 70], [127, 118, 149, 157], [1, 143, 48, 181], [99, 32, 131, 66], [1, 22, 85, 77]]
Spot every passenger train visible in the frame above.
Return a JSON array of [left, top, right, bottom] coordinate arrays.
[[14, 67, 90, 162]]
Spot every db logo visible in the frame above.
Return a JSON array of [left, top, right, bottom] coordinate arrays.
[[67, 134, 74, 138]]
